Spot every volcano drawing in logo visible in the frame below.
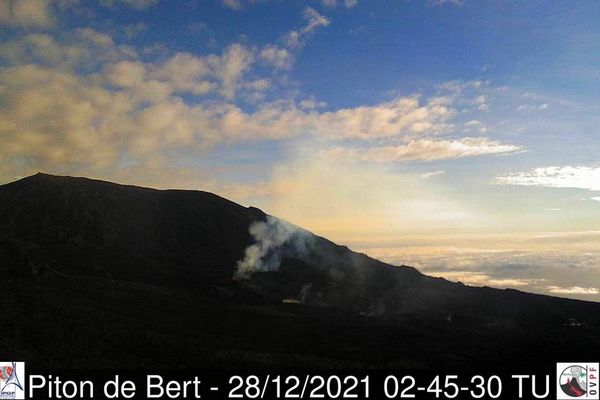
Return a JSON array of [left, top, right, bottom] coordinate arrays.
[[560, 365, 589, 398], [0, 362, 24, 400], [557, 363, 599, 400]]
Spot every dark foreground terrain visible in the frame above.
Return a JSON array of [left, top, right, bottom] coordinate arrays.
[[1, 173, 599, 369]]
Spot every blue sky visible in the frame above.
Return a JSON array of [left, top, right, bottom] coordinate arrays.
[[1, 0, 600, 300]]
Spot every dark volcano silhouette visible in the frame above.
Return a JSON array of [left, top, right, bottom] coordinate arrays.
[[1, 173, 599, 368]]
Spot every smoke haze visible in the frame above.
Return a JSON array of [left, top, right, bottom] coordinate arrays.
[[234, 216, 314, 279]]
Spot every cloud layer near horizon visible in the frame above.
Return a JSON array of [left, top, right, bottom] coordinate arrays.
[[357, 231, 600, 302], [497, 166, 600, 191]]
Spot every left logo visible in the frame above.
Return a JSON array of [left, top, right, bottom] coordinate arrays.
[[0, 362, 25, 400]]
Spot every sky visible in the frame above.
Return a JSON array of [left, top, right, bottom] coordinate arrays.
[[1, 0, 599, 300]]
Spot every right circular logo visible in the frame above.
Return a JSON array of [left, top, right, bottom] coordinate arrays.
[[560, 365, 588, 398]]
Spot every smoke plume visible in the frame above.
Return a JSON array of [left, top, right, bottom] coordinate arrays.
[[234, 216, 313, 279]]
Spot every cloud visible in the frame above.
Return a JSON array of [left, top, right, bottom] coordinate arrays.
[[591, 197, 600, 202], [302, 7, 330, 33], [463, 119, 487, 133], [420, 170, 446, 179], [434, 80, 495, 114], [0, 15, 522, 198], [285, 7, 330, 49], [0, 26, 524, 185], [159, 95, 454, 143], [0, 26, 461, 174], [473, 95, 489, 112], [221, 0, 356, 11], [260, 45, 293, 69], [357, 236, 600, 301], [0, 65, 463, 183], [191, 94, 454, 142], [517, 103, 549, 112], [221, 0, 243, 10], [0, 30, 137, 69], [547, 286, 600, 295], [212, 43, 256, 99], [497, 166, 600, 191], [99, 0, 159, 10], [328, 137, 522, 163], [0, 0, 54, 28], [0, 7, 328, 99], [428, 0, 464, 6], [221, 0, 266, 11], [320, 0, 358, 8], [102, 43, 257, 100], [464, 120, 482, 127], [124, 22, 148, 38], [426, 271, 537, 288], [316, 96, 454, 138], [0, 64, 132, 170], [438, 80, 485, 92], [221, 6, 330, 73]]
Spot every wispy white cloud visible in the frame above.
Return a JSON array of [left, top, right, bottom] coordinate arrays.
[[463, 119, 487, 133], [464, 119, 482, 127], [99, 0, 159, 10], [497, 166, 600, 191], [285, 7, 330, 49], [435, 80, 493, 114], [428, 0, 464, 6], [420, 170, 446, 179], [517, 103, 549, 112], [438, 79, 486, 93], [221, 7, 329, 70], [548, 286, 600, 295], [328, 138, 522, 163], [222, 0, 356, 10], [320, 0, 358, 8], [428, 271, 538, 288]]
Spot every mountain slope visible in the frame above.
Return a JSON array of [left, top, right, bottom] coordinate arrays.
[[1, 173, 598, 368]]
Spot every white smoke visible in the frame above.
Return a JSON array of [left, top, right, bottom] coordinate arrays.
[[234, 216, 313, 279], [299, 283, 313, 303]]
